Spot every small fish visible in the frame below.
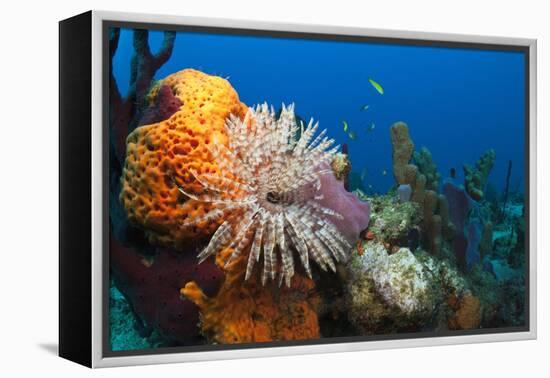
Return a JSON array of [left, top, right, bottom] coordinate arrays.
[[360, 104, 370, 111], [367, 123, 376, 132], [360, 168, 368, 181], [382, 169, 387, 176], [348, 131, 357, 140], [342, 120, 349, 133], [368, 78, 384, 95]]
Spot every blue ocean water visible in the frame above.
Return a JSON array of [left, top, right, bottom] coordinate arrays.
[[113, 28, 526, 195]]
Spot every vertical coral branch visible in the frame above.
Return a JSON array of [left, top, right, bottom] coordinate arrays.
[[130, 30, 176, 117], [108, 27, 176, 241], [109, 28, 176, 166], [109, 28, 122, 109]]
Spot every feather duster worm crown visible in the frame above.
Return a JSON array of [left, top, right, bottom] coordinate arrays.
[[178, 103, 352, 287]]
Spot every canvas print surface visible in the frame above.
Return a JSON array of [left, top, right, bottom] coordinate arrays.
[[107, 25, 527, 353]]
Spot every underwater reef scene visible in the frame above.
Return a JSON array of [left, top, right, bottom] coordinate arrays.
[[108, 27, 527, 352]]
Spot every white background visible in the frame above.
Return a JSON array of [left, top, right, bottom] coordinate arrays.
[[0, 0, 547, 376]]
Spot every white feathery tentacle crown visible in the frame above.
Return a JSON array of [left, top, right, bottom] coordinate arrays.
[[177, 103, 351, 287]]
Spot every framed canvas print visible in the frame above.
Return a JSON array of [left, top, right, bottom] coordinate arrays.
[[59, 10, 537, 368]]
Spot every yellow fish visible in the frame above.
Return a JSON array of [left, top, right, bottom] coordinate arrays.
[[369, 78, 384, 95], [360, 104, 370, 111], [382, 169, 387, 176], [342, 120, 349, 133], [348, 131, 357, 140]]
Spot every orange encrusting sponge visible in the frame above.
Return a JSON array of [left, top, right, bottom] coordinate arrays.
[[120, 69, 248, 247], [181, 252, 321, 343], [447, 292, 482, 330]]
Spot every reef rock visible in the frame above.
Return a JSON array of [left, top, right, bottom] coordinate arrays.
[[346, 240, 472, 334], [359, 242, 437, 314], [367, 194, 421, 249], [346, 242, 439, 333]]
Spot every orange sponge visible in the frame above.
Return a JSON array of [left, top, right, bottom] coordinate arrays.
[[120, 69, 248, 247], [181, 255, 321, 343], [448, 292, 482, 330]]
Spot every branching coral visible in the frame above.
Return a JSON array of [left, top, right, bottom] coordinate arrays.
[[413, 147, 441, 191], [463, 149, 496, 201], [389, 122, 453, 256], [178, 103, 354, 287], [109, 28, 176, 164]]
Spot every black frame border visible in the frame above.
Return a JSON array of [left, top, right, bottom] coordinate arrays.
[[59, 11, 93, 367]]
